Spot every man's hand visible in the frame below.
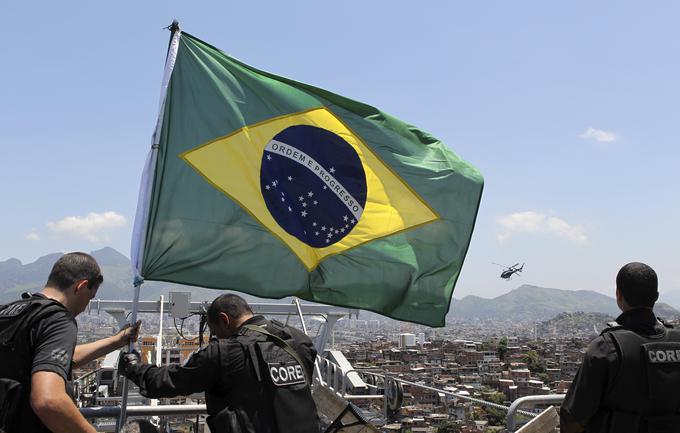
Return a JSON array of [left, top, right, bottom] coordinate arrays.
[[115, 320, 141, 347], [118, 350, 142, 376], [73, 320, 142, 368]]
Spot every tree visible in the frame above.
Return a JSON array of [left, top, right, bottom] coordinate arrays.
[[482, 392, 507, 426], [497, 337, 508, 361], [481, 340, 494, 351], [522, 350, 546, 374], [436, 421, 460, 433]]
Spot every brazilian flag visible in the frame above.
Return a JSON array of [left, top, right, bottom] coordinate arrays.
[[133, 29, 483, 326]]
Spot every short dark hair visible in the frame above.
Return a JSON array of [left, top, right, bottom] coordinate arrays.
[[616, 262, 658, 308], [120, 419, 159, 433], [207, 294, 253, 324], [45, 252, 102, 291]]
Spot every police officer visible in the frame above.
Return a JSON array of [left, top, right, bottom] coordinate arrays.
[[120, 293, 319, 433], [0, 252, 140, 433], [560, 262, 680, 433]]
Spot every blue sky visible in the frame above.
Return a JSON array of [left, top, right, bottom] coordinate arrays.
[[1, 2, 678, 299]]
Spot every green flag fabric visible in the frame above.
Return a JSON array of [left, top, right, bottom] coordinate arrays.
[[136, 31, 483, 326]]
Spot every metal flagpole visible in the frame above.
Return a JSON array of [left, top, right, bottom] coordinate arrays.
[[115, 280, 143, 431], [119, 19, 182, 431]]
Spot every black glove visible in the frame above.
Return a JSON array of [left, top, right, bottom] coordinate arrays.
[[118, 350, 141, 376]]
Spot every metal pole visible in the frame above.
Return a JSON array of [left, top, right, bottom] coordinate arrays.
[[156, 295, 164, 366], [382, 368, 388, 421], [148, 295, 164, 428], [294, 298, 324, 387], [116, 280, 143, 431], [122, 19, 181, 431], [294, 298, 308, 334], [284, 298, 295, 327]]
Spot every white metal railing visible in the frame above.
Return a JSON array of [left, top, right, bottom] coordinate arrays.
[[79, 367, 561, 431], [506, 394, 565, 432], [316, 356, 547, 424], [81, 404, 206, 418]]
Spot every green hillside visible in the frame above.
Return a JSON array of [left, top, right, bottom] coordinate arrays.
[[449, 285, 679, 321]]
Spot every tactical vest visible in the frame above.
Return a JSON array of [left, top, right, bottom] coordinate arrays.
[[588, 321, 680, 433], [0, 295, 64, 433], [209, 320, 319, 433]]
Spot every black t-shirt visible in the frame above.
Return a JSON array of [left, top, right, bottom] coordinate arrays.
[[28, 294, 78, 382], [0, 294, 78, 433]]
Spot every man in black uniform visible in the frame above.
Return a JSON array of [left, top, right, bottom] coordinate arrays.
[[121, 293, 319, 433], [560, 262, 680, 433], [0, 252, 140, 433]]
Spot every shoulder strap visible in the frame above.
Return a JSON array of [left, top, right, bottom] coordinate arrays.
[[234, 336, 263, 383], [657, 317, 674, 328], [601, 321, 623, 335], [242, 324, 310, 386]]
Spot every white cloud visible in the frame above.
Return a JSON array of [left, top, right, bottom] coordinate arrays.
[[497, 211, 588, 245], [46, 211, 127, 242], [580, 127, 617, 143], [496, 232, 511, 244], [25, 232, 40, 241]]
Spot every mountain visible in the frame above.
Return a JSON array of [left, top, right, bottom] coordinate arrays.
[[538, 312, 616, 338], [659, 290, 680, 311], [0, 247, 250, 303], [448, 284, 680, 321], [3, 251, 679, 324], [0, 253, 62, 292]]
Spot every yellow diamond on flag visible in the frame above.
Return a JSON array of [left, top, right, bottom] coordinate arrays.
[[180, 107, 439, 271]]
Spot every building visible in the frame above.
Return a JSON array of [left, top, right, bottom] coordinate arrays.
[[399, 333, 417, 348]]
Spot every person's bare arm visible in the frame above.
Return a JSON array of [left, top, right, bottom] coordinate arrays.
[[73, 320, 140, 367], [30, 371, 97, 433]]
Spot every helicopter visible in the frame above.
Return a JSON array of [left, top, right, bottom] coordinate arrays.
[[493, 262, 524, 280]]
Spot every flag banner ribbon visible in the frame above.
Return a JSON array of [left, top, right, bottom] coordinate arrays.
[[137, 31, 483, 326]]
